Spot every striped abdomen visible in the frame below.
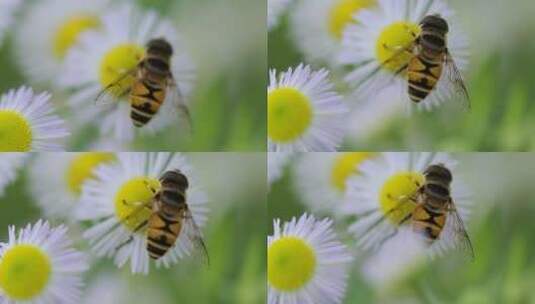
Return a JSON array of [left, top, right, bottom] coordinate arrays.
[[411, 203, 447, 242], [146, 208, 182, 259], [407, 32, 446, 103], [129, 60, 168, 127]]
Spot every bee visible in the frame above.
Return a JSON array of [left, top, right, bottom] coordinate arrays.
[[362, 14, 470, 108], [96, 38, 192, 128], [361, 163, 474, 259], [115, 169, 208, 263]]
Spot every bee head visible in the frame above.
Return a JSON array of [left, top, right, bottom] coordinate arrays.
[[424, 163, 452, 184], [147, 38, 173, 56], [161, 169, 189, 190], [420, 14, 449, 34]]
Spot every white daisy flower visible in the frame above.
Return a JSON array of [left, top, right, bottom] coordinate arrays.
[[76, 152, 209, 274], [268, 0, 292, 31], [293, 152, 374, 214], [268, 152, 293, 186], [268, 64, 348, 152], [290, 0, 376, 65], [0, 220, 89, 304], [0, 86, 70, 151], [268, 213, 353, 304], [339, 0, 469, 111], [14, 0, 109, 84], [29, 152, 115, 219], [342, 152, 473, 258], [0, 0, 22, 47], [0, 153, 28, 197], [59, 3, 196, 142], [82, 272, 170, 304]]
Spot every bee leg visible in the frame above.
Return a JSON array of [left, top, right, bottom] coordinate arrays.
[[114, 220, 149, 252], [142, 180, 158, 195]]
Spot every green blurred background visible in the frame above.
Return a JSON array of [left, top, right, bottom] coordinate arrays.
[[0, 0, 266, 151], [269, 0, 535, 151], [0, 153, 267, 304], [269, 153, 535, 303]]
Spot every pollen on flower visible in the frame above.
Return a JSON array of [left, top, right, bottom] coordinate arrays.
[[328, 0, 376, 40], [0, 110, 32, 152], [268, 87, 313, 143], [376, 21, 421, 72], [66, 153, 115, 196], [53, 15, 100, 59], [0, 245, 51, 300], [379, 171, 424, 224], [268, 236, 316, 291], [114, 177, 161, 231], [99, 43, 145, 97], [331, 152, 373, 192]]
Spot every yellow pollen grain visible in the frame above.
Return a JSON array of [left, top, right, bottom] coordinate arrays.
[[330, 152, 374, 192], [328, 0, 376, 40], [0, 245, 51, 300], [66, 153, 115, 196], [115, 177, 161, 231], [99, 43, 145, 97], [379, 171, 424, 224], [268, 237, 316, 291], [376, 21, 421, 72], [53, 15, 100, 59], [268, 87, 313, 143], [0, 110, 32, 152]]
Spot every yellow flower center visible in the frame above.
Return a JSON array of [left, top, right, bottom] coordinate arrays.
[[0, 110, 32, 152], [66, 153, 115, 196], [379, 171, 424, 224], [114, 177, 161, 231], [268, 237, 316, 291], [328, 0, 376, 40], [53, 14, 100, 59], [376, 21, 421, 72], [268, 87, 313, 143], [99, 43, 145, 97], [0, 245, 51, 300], [331, 152, 373, 192]]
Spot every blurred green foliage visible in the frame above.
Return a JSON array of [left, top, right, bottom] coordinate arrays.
[[269, 154, 535, 303], [0, 153, 267, 304], [0, 0, 266, 152]]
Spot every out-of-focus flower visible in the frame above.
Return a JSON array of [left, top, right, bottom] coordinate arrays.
[[268, 152, 293, 186], [339, 0, 469, 111], [0, 220, 88, 304], [15, 0, 109, 85], [268, 213, 353, 304], [268, 64, 348, 152], [0, 87, 69, 151], [342, 152, 472, 258], [0, 153, 28, 197], [29, 153, 115, 219], [59, 3, 195, 142], [293, 152, 374, 214], [0, 0, 22, 47], [268, 0, 292, 31], [76, 152, 208, 274], [290, 0, 376, 65]]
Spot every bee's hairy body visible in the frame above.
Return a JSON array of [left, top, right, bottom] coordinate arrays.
[[411, 164, 452, 242], [129, 38, 174, 128], [146, 170, 189, 260], [407, 15, 449, 103]]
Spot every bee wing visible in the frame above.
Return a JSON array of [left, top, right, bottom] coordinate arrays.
[[444, 51, 471, 110], [166, 77, 193, 133], [446, 200, 475, 261], [182, 207, 209, 266], [94, 68, 137, 106]]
